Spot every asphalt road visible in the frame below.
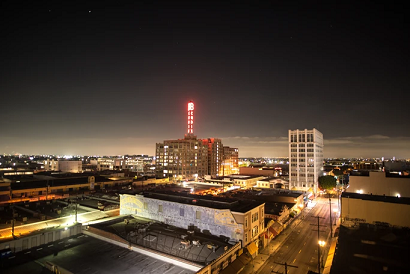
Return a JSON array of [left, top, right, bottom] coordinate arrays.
[[257, 197, 335, 274]]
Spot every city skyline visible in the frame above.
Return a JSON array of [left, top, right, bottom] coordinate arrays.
[[1, 2, 409, 158], [2, 131, 409, 159]]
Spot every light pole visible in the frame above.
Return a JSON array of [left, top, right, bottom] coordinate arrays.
[[311, 216, 326, 274], [11, 205, 15, 239], [75, 202, 78, 223], [318, 240, 326, 273], [329, 194, 333, 237], [333, 208, 338, 225]]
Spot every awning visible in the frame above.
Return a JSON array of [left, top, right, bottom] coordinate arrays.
[[268, 227, 278, 237], [220, 258, 245, 274], [246, 242, 258, 255]]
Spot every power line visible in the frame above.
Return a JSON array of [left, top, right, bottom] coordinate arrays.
[[272, 261, 298, 274], [311, 216, 326, 274]]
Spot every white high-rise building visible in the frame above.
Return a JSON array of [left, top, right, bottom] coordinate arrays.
[[289, 128, 323, 193]]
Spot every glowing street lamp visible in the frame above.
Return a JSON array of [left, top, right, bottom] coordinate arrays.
[[318, 240, 326, 273]]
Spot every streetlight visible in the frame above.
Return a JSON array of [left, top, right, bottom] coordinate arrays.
[[318, 240, 326, 273]]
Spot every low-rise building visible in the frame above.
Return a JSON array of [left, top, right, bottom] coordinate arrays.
[[220, 147, 239, 176], [255, 177, 289, 189], [341, 192, 410, 228], [97, 157, 144, 172], [348, 171, 410, 197], [120, 192, 265, 248], [229, 175, 266, 189], [44, 159, 82, 173]]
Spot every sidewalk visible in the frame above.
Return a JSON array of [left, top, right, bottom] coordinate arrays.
[[322, 219, 340, 274]]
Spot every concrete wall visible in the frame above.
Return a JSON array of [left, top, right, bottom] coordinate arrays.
[[58, 161, 82, 173], [240, 167, 275, 176], [341, 197, 410, 227], [349, 172, 410, 197], [0, 223, 82, 253], [196, 242, 242, 274], [120, 194, 251, 244]]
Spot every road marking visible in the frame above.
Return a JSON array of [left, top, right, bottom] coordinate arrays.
[[299, 249, 302, 253], [37, 248, 43, 251], [8, 256, 16, 259], [48, 244, 53, 247], [24, 251, 31, 254], [293, 258, 296, 263], [58, 241, 64, 244]]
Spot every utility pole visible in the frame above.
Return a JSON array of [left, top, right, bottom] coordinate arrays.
[[329, 193, 333, 237], [11, 205, 15, 238], [272, 261, 298, 274], [311, 216, 326, 274], [75, 202, 78, 223], [338, 188, 341, 212]]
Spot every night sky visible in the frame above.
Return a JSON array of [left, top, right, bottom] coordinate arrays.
[[1, 1, 409, 158]]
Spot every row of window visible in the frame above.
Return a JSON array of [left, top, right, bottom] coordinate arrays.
[[252, 212, 259, 222], [290, 173, 316, 177], [290, 133, 314, 142]]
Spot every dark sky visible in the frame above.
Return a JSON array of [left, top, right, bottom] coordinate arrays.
[[1, 1, 409, 158]]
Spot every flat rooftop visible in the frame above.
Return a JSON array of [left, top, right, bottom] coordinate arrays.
[[256, 189, 303, 197], [342, 192, 410, 205], [2, 233, 195, 274], [93, 216, 232, 266], [141, 191, 264, 213]]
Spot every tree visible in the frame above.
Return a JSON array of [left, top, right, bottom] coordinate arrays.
[[318, 175, 336, 190]]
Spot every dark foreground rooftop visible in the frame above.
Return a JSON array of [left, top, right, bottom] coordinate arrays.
[[2, 233, 195, 274], [330, 224, 410, 274], [93, 215, 232, 265]]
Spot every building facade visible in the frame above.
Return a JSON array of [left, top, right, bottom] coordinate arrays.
[[341, 192, 410, 228], [156, 135, 209, 180], [289, 128, 323, 192], [349, 171, 410, 197], [220, 147, 239, 176], [120, 193, 265, 247], [202, 138, 223, 178], [97, 156, 149, 172], [43, 160, 82, 173]]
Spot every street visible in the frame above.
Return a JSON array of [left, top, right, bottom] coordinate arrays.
[[255, 197, 335, 274]]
